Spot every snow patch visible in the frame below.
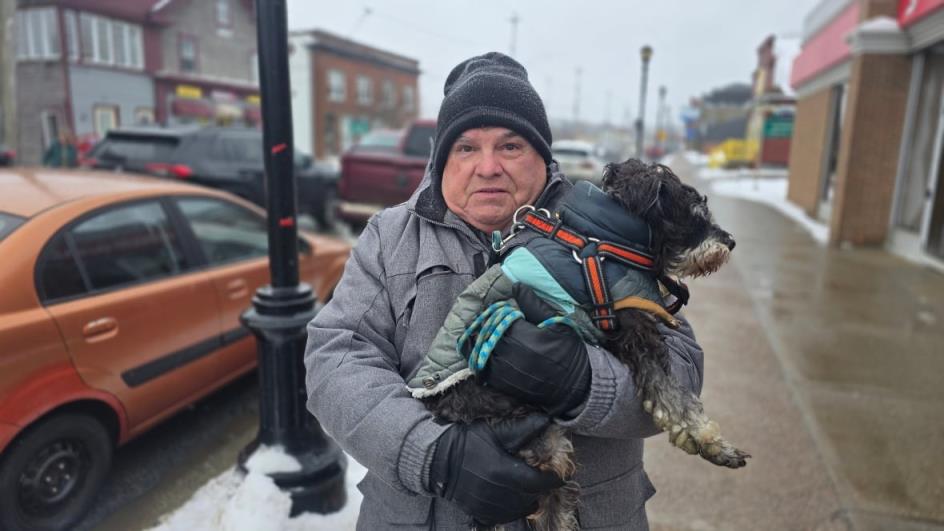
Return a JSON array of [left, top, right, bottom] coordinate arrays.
[[244, 445, 302, 474], [706, 174, 829, 245], [149, 453, 369, 531], [858, 16, 901, 33]]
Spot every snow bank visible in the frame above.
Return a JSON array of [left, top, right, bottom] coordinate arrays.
[[682, 151, 710, 167], [707, 176, 828, 245], [149, 448, 368, 531]]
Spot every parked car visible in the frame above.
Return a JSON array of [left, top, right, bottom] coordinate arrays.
[[84, 127, 339, 229], [337, 119, 436, 229], [0, 145, 15, 166], [0, 168, 350, 531], [551, 140, 606, 185]]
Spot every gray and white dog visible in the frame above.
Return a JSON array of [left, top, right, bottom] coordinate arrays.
[[419, 159, 749, 531]]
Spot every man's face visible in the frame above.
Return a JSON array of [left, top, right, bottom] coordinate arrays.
[[441, 127, 547, 234]]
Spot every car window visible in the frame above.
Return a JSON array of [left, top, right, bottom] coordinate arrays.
[[0, 211, 25, 241], [70, 201, 188, 292], [351, 130, 401, 153], [177, 197, 268, 265], [403, 125, 435, 158], [38, 234, 88, 302], [90, 135, 180, 163], [552, 148, 591, 158], [218, 134, 264, 165]]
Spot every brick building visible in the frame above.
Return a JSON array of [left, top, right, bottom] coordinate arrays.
[[288, 29, 420, 161], [786, 0, 944, 269], [13, 0, 260, 165]]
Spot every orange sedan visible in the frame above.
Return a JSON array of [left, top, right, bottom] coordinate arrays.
[[0, 168, 351, 530]]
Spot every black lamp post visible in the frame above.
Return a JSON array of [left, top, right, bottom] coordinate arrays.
[[237, 0, 346, 516], [635, 45, 653, 159]]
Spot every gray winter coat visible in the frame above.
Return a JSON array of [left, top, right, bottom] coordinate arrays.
[[304, 170, 705, 530]]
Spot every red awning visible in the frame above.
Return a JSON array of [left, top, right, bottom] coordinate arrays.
[[171, 98, 214, 119]]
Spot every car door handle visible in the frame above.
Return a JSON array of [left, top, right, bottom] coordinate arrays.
[[83, 317, 118, 342], [225, 279, 249, 299]]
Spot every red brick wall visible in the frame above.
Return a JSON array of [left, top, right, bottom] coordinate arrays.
[[311, 49, 419, 159], [829, 52, 911, 245], [787, 88, 833, 215]]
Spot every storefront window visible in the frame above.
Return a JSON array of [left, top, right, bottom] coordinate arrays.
[[896, 52, 944, 232]]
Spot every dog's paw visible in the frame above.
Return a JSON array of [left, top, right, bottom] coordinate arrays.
[[700, 438, 751, 468]]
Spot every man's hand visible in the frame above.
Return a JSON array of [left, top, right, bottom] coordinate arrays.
[[480, 284, 591, 415], [429, 414, 563, 526]]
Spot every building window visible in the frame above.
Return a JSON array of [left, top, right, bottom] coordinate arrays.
[[64, 10, 79, 61], [112, 21, 126, 66], [75, 13, 143, 69], [328, 70, 346, 103], [357, 76, 373, 106], [216, 0, 232, 27], [16, 8, 61, 61], [324, 113, 339, 155], [95, 16, 112, 64], [179, 34, 198, 73], [402, 85, 415, 113], [382, 80, 396, 109]]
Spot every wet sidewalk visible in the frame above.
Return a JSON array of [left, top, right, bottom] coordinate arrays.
[[646, 155, 944, 531]]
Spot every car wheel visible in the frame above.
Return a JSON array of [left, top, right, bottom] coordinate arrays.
[[313, 186, 339, 230], [0, 413, 112, 531]]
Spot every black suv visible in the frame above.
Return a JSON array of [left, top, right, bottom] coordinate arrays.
[[86, 127, 338, 228]]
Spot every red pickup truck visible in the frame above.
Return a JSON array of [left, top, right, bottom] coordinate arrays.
[[337, 119, 436, 229]]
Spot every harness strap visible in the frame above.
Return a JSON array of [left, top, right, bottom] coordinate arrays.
[[518, 208, 669, 330], [659, 275, 690, 315]]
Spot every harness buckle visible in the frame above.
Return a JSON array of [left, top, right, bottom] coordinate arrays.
[[571, 237, 602, 263]]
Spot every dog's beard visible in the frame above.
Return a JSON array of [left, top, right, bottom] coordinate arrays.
[[669, 237, 732, 278]]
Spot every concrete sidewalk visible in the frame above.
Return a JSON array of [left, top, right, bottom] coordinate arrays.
[[646, 155, 944, 531]]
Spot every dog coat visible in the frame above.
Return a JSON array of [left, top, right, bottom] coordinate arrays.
[[407, 181, 684, 398]]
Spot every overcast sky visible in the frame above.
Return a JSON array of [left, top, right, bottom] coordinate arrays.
[[285, 0, 820, 128]]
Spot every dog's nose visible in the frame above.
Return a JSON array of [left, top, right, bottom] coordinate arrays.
[[720, 232, 736, 250]]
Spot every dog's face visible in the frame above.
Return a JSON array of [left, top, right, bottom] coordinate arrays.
[[602, 159, 735, 278]]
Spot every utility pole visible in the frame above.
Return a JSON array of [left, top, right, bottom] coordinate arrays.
[[509, 12, 520, 58], [635, 45, 653, 159], [239, 0, 346, 516], [0, 0, 16, 153], [656, 85, 667, 153]]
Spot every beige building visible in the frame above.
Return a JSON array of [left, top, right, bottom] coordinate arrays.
[[787, 0, 944, 269]]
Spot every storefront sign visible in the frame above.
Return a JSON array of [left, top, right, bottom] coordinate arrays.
[[176, 84, 203, 99], [899, 0, 944, 27], [790, 1, 859, 89], [246, 95, 261, 105], [211, 90, 237, 102], [764, 114, 795, 138]]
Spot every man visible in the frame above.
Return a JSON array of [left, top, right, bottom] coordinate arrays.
[[305, 52, 704, 530]]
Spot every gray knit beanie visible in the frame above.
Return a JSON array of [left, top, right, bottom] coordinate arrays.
[[430, 52, 553, 181]]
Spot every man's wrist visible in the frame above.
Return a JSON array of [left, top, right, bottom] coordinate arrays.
[[398, 417, 450, 495]]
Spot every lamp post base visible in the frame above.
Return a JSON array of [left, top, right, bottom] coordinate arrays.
[[237, 437, 347, 515], [238, 283, 347, 515]]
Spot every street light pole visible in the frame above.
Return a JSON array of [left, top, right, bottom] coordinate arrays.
[[656, 85, 667, 153], [635, 45, 653, 159], [238, 0, 346, 516]]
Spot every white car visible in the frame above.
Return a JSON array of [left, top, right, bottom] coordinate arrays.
[[552, 140, 606, 185]]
